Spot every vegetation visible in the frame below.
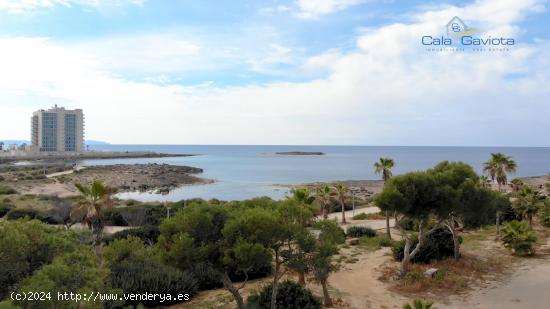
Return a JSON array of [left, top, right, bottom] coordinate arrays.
[[332, 184, 349, 224], [315, 186, 333, 219], [246, 280, 321, 309], [391, 226, 460, 264], [483, 153, 517, 237], [539, 199, 550, 227], [374, 157, 395, 238], [403, 299, 434, 309], [513, 185, 545, 228], [0, 185, 17, 195], [347, 226, 377, 238], [0, 220, 79, 299], [501, 220, 537, 256], [71, 181, 117, 257]]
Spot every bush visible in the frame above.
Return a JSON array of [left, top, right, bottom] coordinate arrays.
[[111, 258, 197, 307], [403, 299, 434, 309], [392, 225, 460, 264], [0, 220, 76, 299], [16, 250, 117, 309], [347, 226, 377, 238], [398, 217, 416, 231], [6, 208, 39, 220], [189, 263, 223, 290], [539, 200, 550, 227], [0, 185, 17, 195], [104, 225, 161, 245], [352, 213, 369, 220], [0, 204, 14, 217], [103, 204, 169, 226], [246, 280, 321, 309], [501, 220, 537, 256]]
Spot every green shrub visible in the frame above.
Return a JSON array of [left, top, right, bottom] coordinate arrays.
[[377, 236, 397, 247], [6, 208, 39, 220], [0, 204, 14, 217], [0, 220, 76, 299], [352, 213, 369, 220], [111, 258, 197, 307], [104, 225, 161, 245], [246, 280, 321, 309], [347, 226, 377, 238], [398, 217, 416, 231], [392, 226, 460, 264], [0, 185, 17, 195], [403, 299, 434, 309], [501, 220, 537, 256], [539, 200, 550, 227], [16, 250, 118, 309]]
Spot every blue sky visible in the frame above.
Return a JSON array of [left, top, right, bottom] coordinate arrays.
[[0, 0, 549, 145]]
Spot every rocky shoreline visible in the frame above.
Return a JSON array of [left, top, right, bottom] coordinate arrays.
[[2, 163, 212, 197]]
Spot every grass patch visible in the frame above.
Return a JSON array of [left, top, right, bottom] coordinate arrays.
[[388, 252, 511, 297], [0, 185, 17, 195], [358, 235, 397, 252], [462, 226, 497, 250], [352, 212, 385, 220]]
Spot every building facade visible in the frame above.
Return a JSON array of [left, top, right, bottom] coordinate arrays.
[[31, 105, 85, 152]]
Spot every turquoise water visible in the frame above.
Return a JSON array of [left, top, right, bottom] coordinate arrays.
[[83, 145, 550, 201]]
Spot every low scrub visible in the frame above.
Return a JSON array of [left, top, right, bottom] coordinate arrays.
[[0, 185, 17, 195], [0, 204, 14, 217], [347, 226, 376, 238], [111, 257, 197, 307], [104, 225, 160, 245], [246, 280, 320, 309]]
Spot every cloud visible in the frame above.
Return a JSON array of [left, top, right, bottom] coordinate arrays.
[[0, 0, 144, 13], [0, 0, 548, 146], [295, 0, 367, 19]]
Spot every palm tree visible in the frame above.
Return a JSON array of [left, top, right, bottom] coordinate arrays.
[[290, 187, 316, 227], [71, 180, 117, 257], [514, 186, 545, 228], [545, 173, 550, 194], [510, 178, 524, 192], [374, 157, 395, 238], [332, 184, 349, 224], [483, 153, 517, 192], [316, 186, 333, 219], [484, 153, 517, 238]]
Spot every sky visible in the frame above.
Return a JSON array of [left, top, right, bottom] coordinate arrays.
[[0, 0, 548, 146]]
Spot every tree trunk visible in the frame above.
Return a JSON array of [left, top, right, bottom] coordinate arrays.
[[271, 252, 281, 309], [298, 271, 305, 286], [496, 211, 501, 239], [528, 214, 533, 229], [323, 203, 328, 219], [320, 278, 333, 307], [452, 231, 460, 260], [400, 238, 412, 277], [385, 211, 391, 239], [92, 218, 104, 259], [340, 200, 346, 224], [222, 273, 245, 309]]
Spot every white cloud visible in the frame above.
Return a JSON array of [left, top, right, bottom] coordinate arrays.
[[0, 0, 144, 13], [296, 0, 367, 19], [0, 0, 548, 146]]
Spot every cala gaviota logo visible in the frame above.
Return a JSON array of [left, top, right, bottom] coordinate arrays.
[[422, 16, 515, 50]]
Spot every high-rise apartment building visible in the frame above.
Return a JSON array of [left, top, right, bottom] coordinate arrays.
[[31, 105, 85, 152]]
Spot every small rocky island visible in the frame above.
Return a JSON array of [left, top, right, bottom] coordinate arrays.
[[275, 151, 325, 155]]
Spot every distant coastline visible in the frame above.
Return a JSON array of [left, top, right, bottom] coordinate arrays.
[[0, 151, 196, 164], [275, 151, 324, 155]]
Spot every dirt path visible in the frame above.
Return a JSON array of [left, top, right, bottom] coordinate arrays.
[[327, 248, 408, 308], [440, 258, 550, 309]]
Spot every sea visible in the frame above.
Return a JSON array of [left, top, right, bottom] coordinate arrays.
[[81, 145, 550, 202]]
